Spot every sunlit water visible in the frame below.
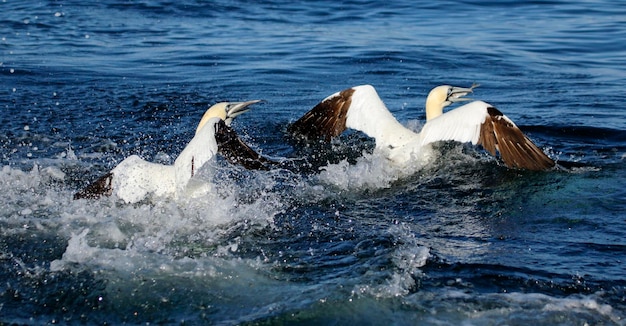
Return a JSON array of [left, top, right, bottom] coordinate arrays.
[[1, 0, 625, 324]]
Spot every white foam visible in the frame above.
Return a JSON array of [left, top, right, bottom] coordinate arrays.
[[483, 292, 621, 324], [41, 165, 66, 181], [50, 229, 98, 271], [316, 150, 434, 191], [0, 161, 281, 276], [50, 227, 244, 280], [352, 224, 430, 299]]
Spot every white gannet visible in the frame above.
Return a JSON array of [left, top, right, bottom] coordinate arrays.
[[74, 100, 273, 203], [288, 85, 555, 170]]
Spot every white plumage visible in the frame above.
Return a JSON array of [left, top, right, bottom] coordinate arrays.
[[107, 116, 221, 203], [106, 155, 177, 204], [289, 85, 554, 170], [75, 100, 264, 203], [420, 101, 487, 146]]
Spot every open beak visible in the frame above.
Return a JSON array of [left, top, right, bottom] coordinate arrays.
[[225, 100, 263, 120], [447, 83, 479, 103]]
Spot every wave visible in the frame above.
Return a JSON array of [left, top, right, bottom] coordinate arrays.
[[525, 124, 626, 145]]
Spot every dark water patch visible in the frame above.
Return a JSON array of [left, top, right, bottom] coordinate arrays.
[[0, 224, 106, 323], [526, 125, 626, 147], [0, 231, 67, 269], [420, 260, 624, 299], [0, 269, 107, 325]]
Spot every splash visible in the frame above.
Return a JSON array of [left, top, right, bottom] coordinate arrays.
[[352, 224, 430, 298], [316, 149, 437, 191], [0, 161, 282, 271], [463, 292, 623, 325]]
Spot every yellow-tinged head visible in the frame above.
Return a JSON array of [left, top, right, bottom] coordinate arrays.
[[425, 84, 478, 121], [195, 100, 262, 135]]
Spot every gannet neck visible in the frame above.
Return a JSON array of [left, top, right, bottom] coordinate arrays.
[[175, 117, 220, 190], [425, 85, 477, 121], [425, 85, 450, 121], [196, 103, 228, 135], [196, 100, 262, 135]]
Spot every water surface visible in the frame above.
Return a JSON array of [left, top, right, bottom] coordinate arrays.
[[1, 0, 625, 324]]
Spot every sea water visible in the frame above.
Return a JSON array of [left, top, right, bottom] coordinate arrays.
[[1, 0, 625, 324]]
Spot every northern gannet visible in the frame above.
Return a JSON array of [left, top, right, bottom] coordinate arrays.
[[288, 85, 555, 170], [74, 100, 273, 203]]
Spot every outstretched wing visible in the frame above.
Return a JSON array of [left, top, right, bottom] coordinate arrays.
[[214, 120, 275, 171], [288, 85, 413, 149], [478, 106, 554, 170], [421, 101, 554, 170], [288, 87, 355, 142]]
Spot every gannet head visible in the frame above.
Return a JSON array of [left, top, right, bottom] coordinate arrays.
[[425, 84, 478, 121], [195, 100, 262, 135]]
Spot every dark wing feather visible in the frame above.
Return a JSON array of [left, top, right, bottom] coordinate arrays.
[[214, 120, 275, 171], [478, 107, 555, 170], [73, 172, 113, 200], [287, 87, 355, 142]]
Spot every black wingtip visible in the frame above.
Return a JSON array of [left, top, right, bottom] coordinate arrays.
[[480, 106, 555, 171], [214, 120, 277, 171], [73, 172, 114, 200], [288, 87, 355, 142]]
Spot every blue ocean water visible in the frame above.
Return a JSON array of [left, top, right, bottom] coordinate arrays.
[[1, 0, 625, 324]]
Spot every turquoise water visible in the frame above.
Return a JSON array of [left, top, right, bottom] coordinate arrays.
[[1, 0, 625, 324]]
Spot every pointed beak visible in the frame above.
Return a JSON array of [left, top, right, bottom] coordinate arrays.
[[225, 99, 263, 120], [447, 84, 479, 103]]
